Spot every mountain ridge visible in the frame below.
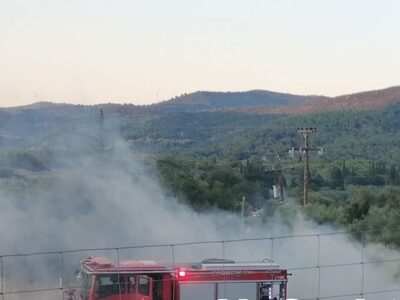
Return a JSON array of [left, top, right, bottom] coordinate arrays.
[[154, 90, 327, 112], [234, 85, 400, 114], [2, 85, 400, 114]]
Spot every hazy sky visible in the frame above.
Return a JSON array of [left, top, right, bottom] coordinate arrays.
[[1, 0, 400, 107]]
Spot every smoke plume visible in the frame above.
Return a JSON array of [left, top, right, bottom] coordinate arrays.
[[0, 116, 399, 299]]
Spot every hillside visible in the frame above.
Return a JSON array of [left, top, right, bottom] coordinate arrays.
[[1, 85, 400, 153], [3, 87, 400, 249], [3, 85, 400, 117], [153, 90, 324, 112], [153, 86, 400, 114], [241, 86, 400, 114]]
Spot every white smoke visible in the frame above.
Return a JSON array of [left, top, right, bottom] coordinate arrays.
[[0, 126, 400, 299]]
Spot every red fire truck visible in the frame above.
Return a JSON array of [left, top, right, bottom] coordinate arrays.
[[78, 257, 288, 300]]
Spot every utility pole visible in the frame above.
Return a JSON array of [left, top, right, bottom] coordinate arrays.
[[297, 127, 318, 206]]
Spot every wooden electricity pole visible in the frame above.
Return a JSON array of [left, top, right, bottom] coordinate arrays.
[[297, 127, 318, 206]]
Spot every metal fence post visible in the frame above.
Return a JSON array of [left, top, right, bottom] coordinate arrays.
[[116, 248, 121, 300], [317, 234, 321, 300], [116, 248, 120, 265], [221, 241, 226, 260], [360, 231, 365, 299], [270, 238, 274, 261], [60, 252, 65, 300], [0, 256, 4, 300], [221, 241, 226, 297], [171, 244, 175, 265]]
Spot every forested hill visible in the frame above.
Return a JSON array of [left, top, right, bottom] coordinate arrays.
[[122, 101, 400, 161], [153, 85, 400, 114], [2, 85, 400, 154], [4, 85, 400, 118], [3, 87, 400, 248], [153, 90, 324, 112], [3, 89, 400, 164], [277, 85, 400, 114], [240, 85, 400, 114]]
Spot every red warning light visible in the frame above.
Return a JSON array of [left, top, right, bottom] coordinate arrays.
[[178, 270, 186, 277]]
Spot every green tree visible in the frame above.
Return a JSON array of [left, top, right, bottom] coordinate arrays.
[[330, 167, 344, 190]]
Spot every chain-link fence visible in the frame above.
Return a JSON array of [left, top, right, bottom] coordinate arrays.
[[1, 229, 400, 300]]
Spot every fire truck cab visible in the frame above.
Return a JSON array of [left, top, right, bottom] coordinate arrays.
[[78, 257, 288, 300]]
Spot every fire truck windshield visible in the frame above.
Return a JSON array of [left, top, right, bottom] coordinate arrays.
[[96, 274, 138, 298], [97, 275, 123, 298]]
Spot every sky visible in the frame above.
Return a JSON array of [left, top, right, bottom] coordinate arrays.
[[0, 0, 400, 107]]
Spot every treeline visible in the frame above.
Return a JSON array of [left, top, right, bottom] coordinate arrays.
[[306, 186, 400, 248], [155, 155, 274, 211], [224, 103, 400, 162], [122, 102, 400, 163], [144, 101, 400, 249]]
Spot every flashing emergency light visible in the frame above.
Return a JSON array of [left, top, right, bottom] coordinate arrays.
[[178, 270, 186, 277]]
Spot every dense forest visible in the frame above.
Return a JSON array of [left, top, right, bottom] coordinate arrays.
[[128, 102, 400, 248], [2, 99, 400, 248]]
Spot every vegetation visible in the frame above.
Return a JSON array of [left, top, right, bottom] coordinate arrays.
[[144, 103, 400, 248], [3, 101, 400, 248], [155, 154, 274, 211]]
